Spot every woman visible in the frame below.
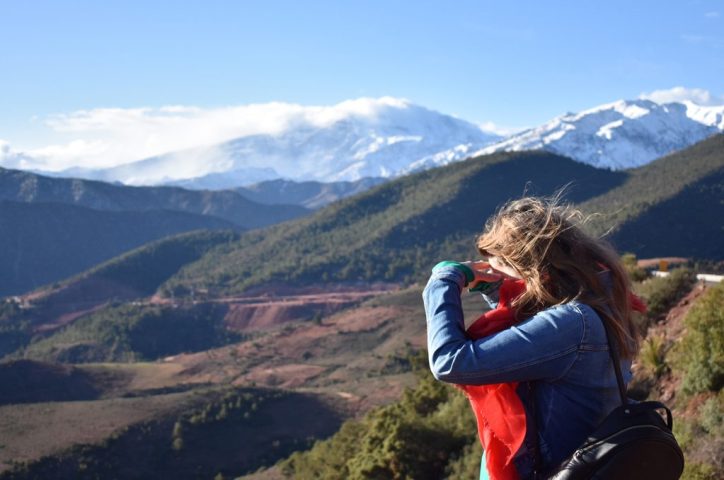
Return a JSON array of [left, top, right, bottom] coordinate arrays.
[[422, 196, 640, 479]]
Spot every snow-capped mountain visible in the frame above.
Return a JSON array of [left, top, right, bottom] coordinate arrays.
[[49, 98, 501, 187], [7, 95, 724, 190], [475, 99, 724, 169]]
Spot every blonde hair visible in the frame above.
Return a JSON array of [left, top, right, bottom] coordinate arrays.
[[476, 196, 640, 358]]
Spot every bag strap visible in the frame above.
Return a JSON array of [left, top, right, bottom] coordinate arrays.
[[634, 400, 674, 429], [594, 306, 629, 406], [596, 307, 678, 431], [528, 382, 543, 479]]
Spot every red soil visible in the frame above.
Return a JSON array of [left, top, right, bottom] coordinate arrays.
[[20, 280, 400, 336], [162, 301, 417, 406], [221, 290, 390, 331]]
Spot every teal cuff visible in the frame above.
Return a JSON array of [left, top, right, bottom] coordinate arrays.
[[469, 278, 503, 294], [432, 260, 474, 285]]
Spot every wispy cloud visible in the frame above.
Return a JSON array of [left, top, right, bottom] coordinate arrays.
[[681, 34, 706, 44], [705, 11, 720, 18], [681, 33, 724, 48], [5, 97, 414, 172], [639, 86, 724, 106], [478, 121, 527, 136]]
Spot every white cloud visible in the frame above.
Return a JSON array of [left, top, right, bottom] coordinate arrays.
[[477, 121, 527, 136], [639, 86, 724, 106], [6, 97, 413, 172], [705, 11, 720, 18], [0, 139, 36, 170]]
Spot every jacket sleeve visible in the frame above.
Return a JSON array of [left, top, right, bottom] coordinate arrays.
[[423, 267, 584, 385]]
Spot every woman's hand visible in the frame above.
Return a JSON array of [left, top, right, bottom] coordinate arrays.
[[460, 261, 504, 289]]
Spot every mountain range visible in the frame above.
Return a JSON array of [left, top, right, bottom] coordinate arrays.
[[477, 99, 724, 169], [36, 98, 501, 187], [0, 168, 311, 296], [18, 96, 724, 190], [0, 167, 309, 227]]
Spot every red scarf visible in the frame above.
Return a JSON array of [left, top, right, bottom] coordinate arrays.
[[458, 278, 527, 480]]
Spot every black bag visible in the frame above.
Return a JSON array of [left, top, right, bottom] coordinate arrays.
[[537, 314, 685, 480], [547, 400, 684, 479]]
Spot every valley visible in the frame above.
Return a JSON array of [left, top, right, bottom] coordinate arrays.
[[0, 281, 494, 478], [0, 135, 721, 479]]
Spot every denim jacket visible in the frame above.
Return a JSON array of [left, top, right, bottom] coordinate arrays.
[[422, 266, 631, 478]]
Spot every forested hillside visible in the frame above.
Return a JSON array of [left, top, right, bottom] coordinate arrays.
[[161, 135, 724, 298], [0, 230, 240, 358], [0, 166, 311, 296], [0, 201, 237, 296], [578, 134, 724, 258], [160, 151, 627, 297]]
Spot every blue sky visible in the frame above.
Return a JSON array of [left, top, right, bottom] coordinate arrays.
[[1, 0, 722, 153]]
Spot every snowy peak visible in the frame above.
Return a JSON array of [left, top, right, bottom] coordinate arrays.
[[682, 100, 724, 129], [477, 98, 724, 169], [577, 98, 655, 120]]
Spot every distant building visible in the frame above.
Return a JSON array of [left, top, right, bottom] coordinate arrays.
[[637, 257, 688, 272]]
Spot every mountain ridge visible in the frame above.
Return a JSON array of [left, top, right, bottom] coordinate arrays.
[[0, 166, 310, 228], [7, 134, 720, 303], [477, 99, 724, 169]]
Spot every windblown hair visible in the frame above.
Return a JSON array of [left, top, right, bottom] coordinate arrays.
[[476, 195, 640, 358]]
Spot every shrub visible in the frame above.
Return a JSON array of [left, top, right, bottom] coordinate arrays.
[[639, 333, 668, 378], [681, 462, 718, 480], [635, 268, 697, 321], [443, 441, 482, 479], [699, 395, 723, 435], [621, 253, 649, 283], [672, 392, 723, 480], [674, 282, 724, 394]]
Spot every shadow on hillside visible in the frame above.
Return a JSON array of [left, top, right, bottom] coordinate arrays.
[[0, 360, 127, 405], [611, 169, 724, 259]]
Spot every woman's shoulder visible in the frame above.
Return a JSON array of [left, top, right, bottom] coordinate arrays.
[[537, 300, 589, 321], [559, 300, 608, 347], [528, 300, 607, 347]]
